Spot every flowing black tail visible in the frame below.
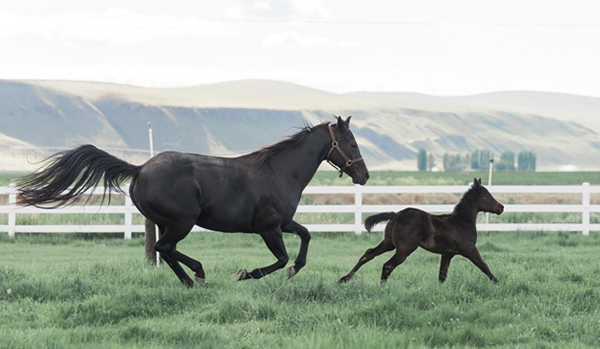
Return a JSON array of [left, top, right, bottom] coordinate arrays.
[[364, 212, 397, 233], [16, 145, 140, 208]]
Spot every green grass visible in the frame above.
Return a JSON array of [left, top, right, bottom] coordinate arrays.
[[309, 170, 600, 186], [1, 231, 600, 348], [1, 170, 599, 347]]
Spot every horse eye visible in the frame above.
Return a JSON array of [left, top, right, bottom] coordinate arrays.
[[351, 143, 357, 149]]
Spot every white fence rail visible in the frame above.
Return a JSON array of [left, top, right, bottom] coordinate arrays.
[[1, 184, 599, 237]]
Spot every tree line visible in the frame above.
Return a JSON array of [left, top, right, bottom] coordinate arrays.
[[417, 149, 536, 172]]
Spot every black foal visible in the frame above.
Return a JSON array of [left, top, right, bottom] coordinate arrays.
[[339, 178, 504, 283]]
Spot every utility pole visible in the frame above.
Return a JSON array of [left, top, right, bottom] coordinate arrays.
[[485, 157, 494, 225], [144, 122, 160, 267]]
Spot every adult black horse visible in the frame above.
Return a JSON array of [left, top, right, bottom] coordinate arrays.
[[17, 116, 369, 286]]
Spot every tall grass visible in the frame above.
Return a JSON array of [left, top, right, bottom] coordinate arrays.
[[1, 231, 600, 348]]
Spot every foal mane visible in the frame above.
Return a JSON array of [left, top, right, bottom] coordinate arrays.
[[254, 122, 330, 165], [452, 185, 478, 215]]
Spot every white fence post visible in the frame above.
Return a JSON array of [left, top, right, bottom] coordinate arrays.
[[124, 189, 133, 239], [354, 184, 363, 235], [582, 182, 590, 236], [8, 183, 16, 238]]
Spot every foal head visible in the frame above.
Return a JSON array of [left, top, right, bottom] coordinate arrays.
[[470, 178, 504, 214], [327, 116, 369, 185]]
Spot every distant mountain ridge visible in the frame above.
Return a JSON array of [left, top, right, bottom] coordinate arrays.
[[1, 79, 599, 171]]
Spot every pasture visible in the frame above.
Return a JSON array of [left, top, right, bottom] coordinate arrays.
[[1, 170, 600, 348], [1, 231, 600, 348]]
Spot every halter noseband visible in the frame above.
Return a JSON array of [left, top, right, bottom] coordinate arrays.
[[326, 123, 364, 178]]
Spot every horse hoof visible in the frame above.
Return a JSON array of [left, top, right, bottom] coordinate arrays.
[[194, 274, 205, 285], [286, 266, 296, 279], [338, 276, 349, 283], [234, 269, 247, 281]]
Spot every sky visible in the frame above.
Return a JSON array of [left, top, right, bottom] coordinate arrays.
[[1, 0, 599, 96]]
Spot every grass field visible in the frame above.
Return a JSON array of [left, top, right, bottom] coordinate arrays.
[[1, 231, 600, 348], [1, 170, 599, 347]]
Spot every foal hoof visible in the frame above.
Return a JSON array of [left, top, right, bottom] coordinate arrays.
[[194, 273, 205, 285], [338, 276, 349, 283], [234, 268, 248, 281]]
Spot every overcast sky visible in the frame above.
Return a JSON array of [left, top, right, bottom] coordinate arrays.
[[1, 0, 599, 96]]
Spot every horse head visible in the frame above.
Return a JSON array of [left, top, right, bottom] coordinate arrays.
[[472, 178, 504, 214], [326, 116, 369, 185]]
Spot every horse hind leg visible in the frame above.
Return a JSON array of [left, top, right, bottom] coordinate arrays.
[[154, 222, 205, 287], [153, 225, 191, 286], [338, 240, 394, 283], [380, 242, 418, 282]]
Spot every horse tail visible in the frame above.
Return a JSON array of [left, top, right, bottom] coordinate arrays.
[[364, 212, 396, 234], [16, 144, 140, 208]]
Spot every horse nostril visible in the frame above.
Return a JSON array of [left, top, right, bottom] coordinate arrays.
[[364, 172, 370, 180]]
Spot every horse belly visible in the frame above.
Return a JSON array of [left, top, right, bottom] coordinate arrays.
[[196, 205, 255, 233], [420, 234, 459, 254]]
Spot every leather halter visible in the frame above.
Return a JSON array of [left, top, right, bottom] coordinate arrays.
[[326, 123, 364, 178]]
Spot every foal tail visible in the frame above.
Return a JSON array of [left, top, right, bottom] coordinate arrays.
[[364, 212, 396, 234], [17, 145, 140, 208]]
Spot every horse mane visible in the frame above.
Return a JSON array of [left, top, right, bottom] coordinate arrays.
[[254, 121, 330, 165]]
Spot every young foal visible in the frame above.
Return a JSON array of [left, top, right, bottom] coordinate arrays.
[[338, 179, 504, 283]]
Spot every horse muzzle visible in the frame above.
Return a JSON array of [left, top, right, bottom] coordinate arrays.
[[351, 171, 369, 186]]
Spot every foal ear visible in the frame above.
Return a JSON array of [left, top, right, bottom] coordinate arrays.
[[477, 178, 482, 186], [345, 116, 352, 125], [473, 178, 478, 187]]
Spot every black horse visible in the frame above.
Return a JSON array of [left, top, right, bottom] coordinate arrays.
[[338, 178, 503, 284], [17, 116, 369, 286]]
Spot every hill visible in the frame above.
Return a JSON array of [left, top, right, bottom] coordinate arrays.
[[1, 79, 599, 171]]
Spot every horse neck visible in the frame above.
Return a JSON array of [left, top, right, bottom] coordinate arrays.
[[451, 190, 479, 223], [265, 128, 330, 191]]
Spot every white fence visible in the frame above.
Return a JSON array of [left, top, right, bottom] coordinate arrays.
[[1, 183, 599, 237]]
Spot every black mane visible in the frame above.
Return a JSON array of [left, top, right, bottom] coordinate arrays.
[[254, 122, 330, 164], [451, 185, 477, 215]]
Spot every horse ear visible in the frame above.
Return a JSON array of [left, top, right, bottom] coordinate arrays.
[[337, 116, 348, 131], [345, 116, 352, 125], [478, 178, 482, 186], [473, 178, 479, 187]]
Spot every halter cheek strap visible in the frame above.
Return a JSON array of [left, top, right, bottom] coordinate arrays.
[[326, 124, 364, 177]]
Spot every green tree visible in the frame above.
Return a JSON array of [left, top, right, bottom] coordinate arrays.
[[497, 151, 516, 171], [518, 151, 537, 171], [417, 149, 427, 171], [443, 153, 469, 171], [471, 149, 492, 171], [427, 154, 435, 171]]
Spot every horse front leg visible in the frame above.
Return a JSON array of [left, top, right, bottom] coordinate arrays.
[[281, 220, 311, 278], [438, 254, 455, 283], [462, 247, 499, 283], [234, 227, 289, 281]]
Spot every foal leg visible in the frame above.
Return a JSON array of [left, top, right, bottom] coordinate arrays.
[[462, 247, 499, 283], [380, 243, 418, 282], [338, 240, 394, 283], [235, 228, 289, 281], [154, 222, 205, 287], [438, 254, 455, 283], [282, 220, 311, 278]]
